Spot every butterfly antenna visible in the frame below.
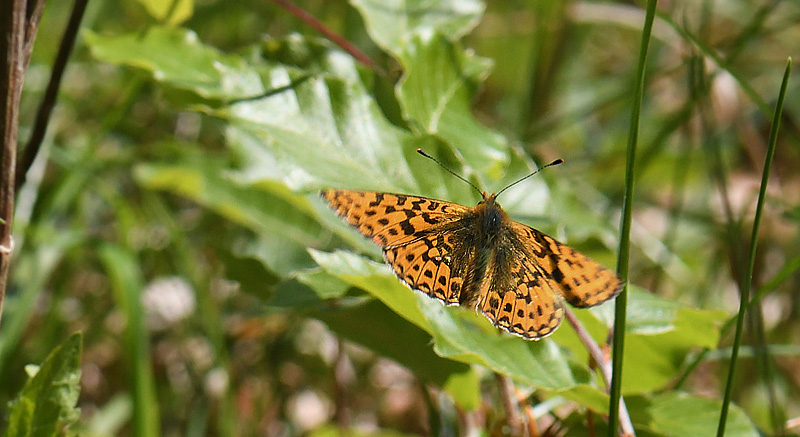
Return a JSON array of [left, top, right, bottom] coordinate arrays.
[[416, 149, 483, 195], [495, 158, 564, 198]]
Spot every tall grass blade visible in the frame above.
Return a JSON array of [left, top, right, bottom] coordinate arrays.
[[608, 1, 658, 435], [99, 244, 161, 436], [716, 57, 791, 436]]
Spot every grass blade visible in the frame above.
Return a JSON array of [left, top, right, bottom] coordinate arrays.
[[716, 57, 791, 436], [608, 0, 658, 435]]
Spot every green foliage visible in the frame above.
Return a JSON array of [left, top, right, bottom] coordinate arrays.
[[629, 393, 758, 437], [3, 0, 797, 435], [4, 333, 82, 437]]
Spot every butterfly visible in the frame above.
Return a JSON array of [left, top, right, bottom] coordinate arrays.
[[321, 151, 622, 340]]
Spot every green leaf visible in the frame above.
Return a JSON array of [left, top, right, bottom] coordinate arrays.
[[138, 0, 194, 25], [310, 249, 428, 329], [295, 269, 352, 300], [628, 392, 758, 437], [311, 299, 480, 410], [311, 248, 726, 402], [310, 249, 593, 392], [594, 289, 727, 394], [220, 71, 418, 193], [351, 0, 484, 55], [134, 157, 326, 250], [85, 27, 261, 100], [4, 333, 82, 437], [397, 32, 505, 175]]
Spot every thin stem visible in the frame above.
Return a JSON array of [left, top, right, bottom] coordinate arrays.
[[609, 1, 657, 435], [497, 374, 524, 436], [565, 309, 634, 436], [269, 0, 386, 77], [717, 57, 790, 437], [521, 401, 540, 437], [17, 0, 89, 188]]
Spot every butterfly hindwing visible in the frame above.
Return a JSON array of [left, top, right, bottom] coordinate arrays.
[[384, 231, 473, 305], [476, 233, 565, 339]]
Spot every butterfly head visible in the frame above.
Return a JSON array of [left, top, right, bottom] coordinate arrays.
[[477, 191, 496, 205], [475, 192, 508, 235]]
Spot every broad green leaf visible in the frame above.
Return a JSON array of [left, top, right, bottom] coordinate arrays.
[[311, 248, 725, 399], [351, 0, 484, 55], [88, 28, 551, 212], [266, 268, 352, 308], [216, 57, 418, 192], [594, 289, 726, 394], [397, 32, 505, 175], [619, 307, 726, 394], [310, 250, 428, 329], [134, 157, 326, 250], [554, 383, 611, 415], [138, 0, 193, 25], [419, 297, 582, 390], [627, 392, 758, 437], [85, 27, 261, 100], [310, 249, 593, 392], [312, 300, 480, 410], [4, 333, 82, 437], [295, 269, 352, 300]]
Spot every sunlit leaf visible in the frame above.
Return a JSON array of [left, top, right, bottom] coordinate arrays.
[[4, 333, 82, 437], [351, 0, 483, 55], [138, 0, 194, 25]]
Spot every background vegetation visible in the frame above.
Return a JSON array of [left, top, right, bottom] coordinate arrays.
[[1, 0, 798, 435]]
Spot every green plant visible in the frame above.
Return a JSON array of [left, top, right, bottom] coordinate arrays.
[[1, 1, 797, 435]]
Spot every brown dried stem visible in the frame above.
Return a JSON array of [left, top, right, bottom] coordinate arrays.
[[269, 0, 387, 77], [496, 373, 525, 436], [0, 0, 28, 329], [0, 0, 46, 328], [564, 308, 634, 436]]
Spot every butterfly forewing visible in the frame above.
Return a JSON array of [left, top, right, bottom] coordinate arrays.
[[321, 190, 468, 247], [511, 222, 623, 308]]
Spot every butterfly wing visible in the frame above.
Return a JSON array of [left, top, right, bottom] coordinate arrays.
[[510, 222, 623, 308], [475, 222, 621, 340], [322, 189, 622, 341], [384, 231, 474, 305], [321, 190, 469, 247], [322, 189, 473, 305], [476, 244, 565, 339]]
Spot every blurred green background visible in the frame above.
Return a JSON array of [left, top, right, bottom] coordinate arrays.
[[2, 0, 799, 435]]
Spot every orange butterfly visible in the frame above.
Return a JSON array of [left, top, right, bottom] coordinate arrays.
[[322, 151, 622, 340]]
